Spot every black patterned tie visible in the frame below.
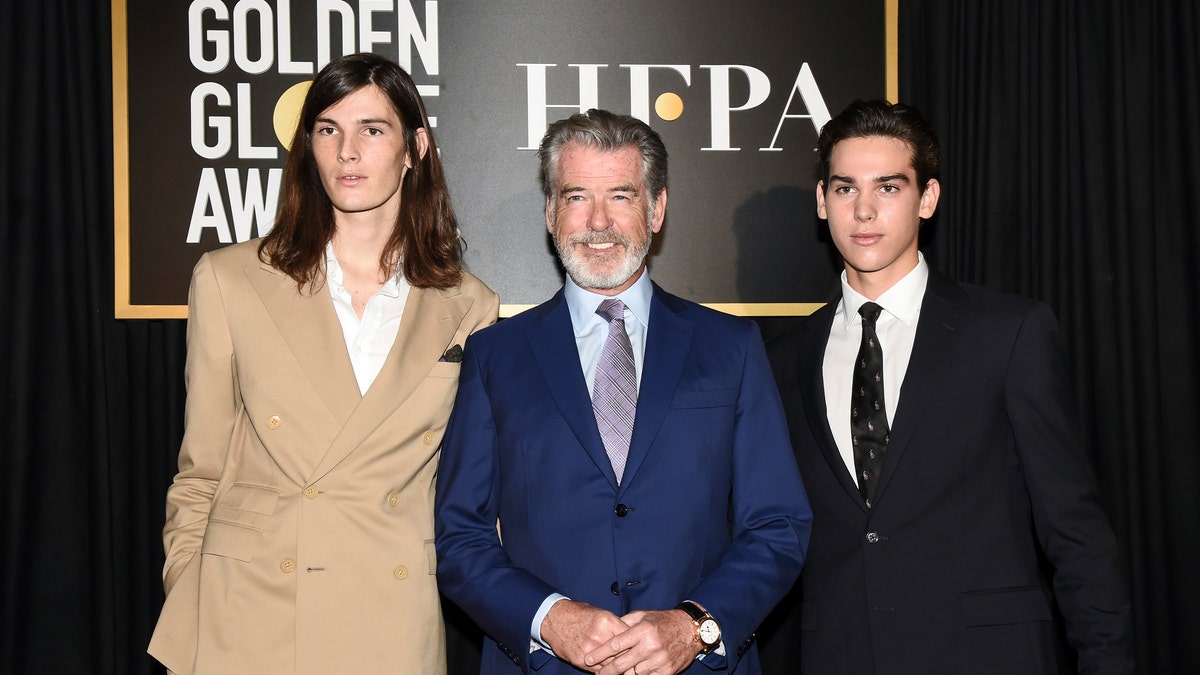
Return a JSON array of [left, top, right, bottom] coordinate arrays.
[[852, 302, 889, 508]]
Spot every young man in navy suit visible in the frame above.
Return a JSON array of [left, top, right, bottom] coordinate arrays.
[[767, 100, 1131, 674], [436, 109, 812, 675]]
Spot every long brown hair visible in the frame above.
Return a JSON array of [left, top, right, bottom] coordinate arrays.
[[260, 53, 462, 290]]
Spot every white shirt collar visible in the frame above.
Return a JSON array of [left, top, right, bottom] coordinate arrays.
[[324, 241, 404, 298], [564, 269, 653, 335], [837, 252, 929, 327]]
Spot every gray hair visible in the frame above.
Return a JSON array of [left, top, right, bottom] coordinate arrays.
[[538, 109, 668, 204]]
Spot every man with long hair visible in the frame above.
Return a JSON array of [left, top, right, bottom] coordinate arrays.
[[149, 53, 497, 674]]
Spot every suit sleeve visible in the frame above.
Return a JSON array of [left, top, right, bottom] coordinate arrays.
[[435, 338, 560, 672], [1005, 303, 1132, 674], [687, 322, 814, 669], [161, 254, 237, 593]]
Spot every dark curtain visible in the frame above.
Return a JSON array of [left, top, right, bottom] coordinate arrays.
[[900, 1, 1200, 672], [2, 1, 1196, 673]]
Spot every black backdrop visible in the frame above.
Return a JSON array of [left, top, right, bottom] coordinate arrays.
[[3, 1, 1197, 672]]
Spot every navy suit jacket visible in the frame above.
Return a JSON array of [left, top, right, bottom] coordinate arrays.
[[436, 282, 812, 674], [766, 270, 1132, 675]]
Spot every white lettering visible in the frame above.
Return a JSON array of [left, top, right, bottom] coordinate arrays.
[[359, 0, 392, 54], [518, 63, 604, 150], [397, 1, 438, 76], [317, 0, 356, 68], [226, 168, 282, 240], [186, 167, 232, 243], [186, 167, 282, 243], [191, 82, 232, 160], [275, 0, 313, 75], [232, 0, 274, 74], [236, 83, 277, 159], [702, 65, 771, 151], [761, 63, 831, 151], [188, 0, 229, 74]]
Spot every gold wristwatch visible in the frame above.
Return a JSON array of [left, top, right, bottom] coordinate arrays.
[[675, 600, 721, 654]]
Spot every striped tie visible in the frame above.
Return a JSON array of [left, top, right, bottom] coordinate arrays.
[[593, 299, 637, 483]]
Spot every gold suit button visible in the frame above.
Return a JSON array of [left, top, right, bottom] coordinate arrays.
[[387, 491, 401, 507], [421, 430, 435, 445], [280, 558, 296, 573], [304, 485, 319, 499], [393, 564, 409, 580], [267, 415, 282, 429]]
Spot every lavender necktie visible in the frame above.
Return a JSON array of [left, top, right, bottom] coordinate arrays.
[[593, 299, 637, 484]]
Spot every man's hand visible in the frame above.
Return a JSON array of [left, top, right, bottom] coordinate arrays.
[[541, 600, 631, 671], [587, 609, 698, 675]]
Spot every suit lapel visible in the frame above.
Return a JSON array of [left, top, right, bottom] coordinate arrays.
[[873, 271, 969, 503], [802, 303, 870, 509], [525, 292, 621, 490], [620, 285, 694, 492], [310, 284, 473, 481], [245, 262, 361, 426]]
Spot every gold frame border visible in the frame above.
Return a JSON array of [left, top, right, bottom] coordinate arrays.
[[887, 0, 899, 103]]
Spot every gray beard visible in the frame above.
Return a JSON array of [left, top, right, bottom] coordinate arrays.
[[555, 227, 652, 290]]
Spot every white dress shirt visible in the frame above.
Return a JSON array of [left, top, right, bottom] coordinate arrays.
[[823, 253, 929, 486], [325, 242, 411, 396]]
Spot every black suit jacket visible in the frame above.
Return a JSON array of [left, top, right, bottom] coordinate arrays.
[[766, 269, 1131, 675]]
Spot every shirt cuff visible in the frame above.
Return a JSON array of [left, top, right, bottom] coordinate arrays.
[[529, 593, 569, 654]]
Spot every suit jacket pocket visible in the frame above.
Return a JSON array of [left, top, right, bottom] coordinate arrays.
[[670, 387, 737, 409], [427, 362, 462, 379], [203, 483, 280, 562], [425, 538, 437, 575], [959, 586, 1052, 627]]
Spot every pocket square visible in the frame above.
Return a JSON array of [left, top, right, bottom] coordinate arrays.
[[439, 344, 463, 363]]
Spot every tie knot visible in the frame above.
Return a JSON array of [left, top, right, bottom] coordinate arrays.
[[859, 302, 883, 327], [596, 298, 627, 323]]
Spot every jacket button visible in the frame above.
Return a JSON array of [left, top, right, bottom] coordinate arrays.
[[866, 532, 881, 544], [303, 485, 319, 499], [610, 581, 619, 596], [387, 491, 401, 507], [422, 430, 436, 445], [267, 415, 282, 429], [280, 558, 296, 573], [614, 504, 629, 517], [393, 565, 409, 580]]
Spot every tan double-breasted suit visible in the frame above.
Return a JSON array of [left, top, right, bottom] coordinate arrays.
[[148, 240, 498, 674]]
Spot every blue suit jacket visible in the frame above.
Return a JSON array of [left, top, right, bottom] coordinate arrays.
[[436, 283, 812, 674]]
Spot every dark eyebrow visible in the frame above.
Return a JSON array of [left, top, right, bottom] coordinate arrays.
[[828, 173, 912, 186], [313, 117, 394, 127]]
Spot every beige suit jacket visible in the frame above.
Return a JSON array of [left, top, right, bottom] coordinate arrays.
[[148, 240, 498, 674]]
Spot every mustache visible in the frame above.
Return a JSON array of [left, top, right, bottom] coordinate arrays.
[[567, 230, 632, 247]]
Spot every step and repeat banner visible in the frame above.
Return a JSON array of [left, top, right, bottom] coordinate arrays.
[[113, 0, 893, 318]]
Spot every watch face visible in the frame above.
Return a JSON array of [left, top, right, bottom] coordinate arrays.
[[698, 618, 720, 645]]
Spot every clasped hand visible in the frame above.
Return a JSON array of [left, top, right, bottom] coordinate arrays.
[[542, 600, 698, 675]]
